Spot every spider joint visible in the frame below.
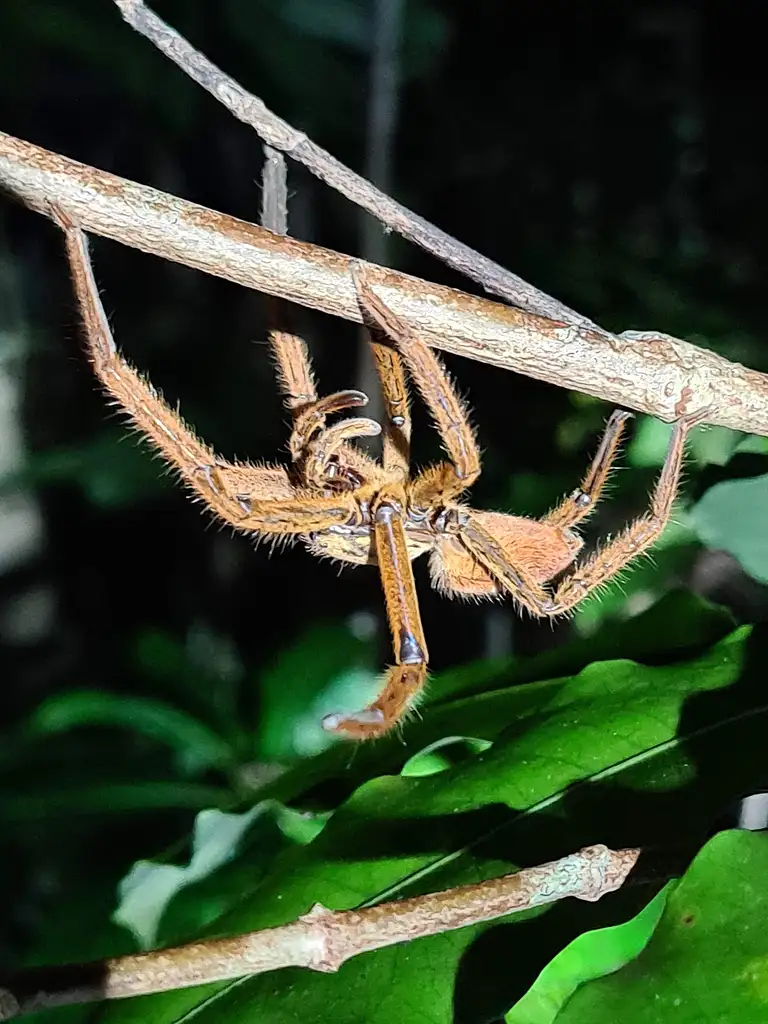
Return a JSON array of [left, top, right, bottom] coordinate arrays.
[[399, 628, 426, 665], [195, 465, 221, 495], [432, 507, 466, 534], [406, 505, 429, 524], [572, 490, 592, 508], [374, 502, 402, 524]]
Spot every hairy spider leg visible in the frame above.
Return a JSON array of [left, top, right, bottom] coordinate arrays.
[[259, 160, 410, 481], [544, 409, 634, 530], [258, 152, 381, 501], [266, 302, 318, 417], [323, 496, 429, 738], [352, 268, 481, 505], [260, 150, 320, 420], [55, 211, 355, 537], [458, 411, 703, 616], [365, 311, 412, 479]]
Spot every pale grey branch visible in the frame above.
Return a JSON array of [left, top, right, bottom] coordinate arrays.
[[1, 131, 767, 434], [0, 844, 639, 1019]]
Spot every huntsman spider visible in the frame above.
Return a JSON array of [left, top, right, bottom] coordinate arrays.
[[53, 208, 704, 740]]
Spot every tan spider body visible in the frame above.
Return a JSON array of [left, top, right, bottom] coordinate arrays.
[[55, 210, 703, 740]]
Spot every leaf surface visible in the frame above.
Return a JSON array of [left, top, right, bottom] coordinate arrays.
[[95, 625, 768, 1024], [552, 831, 768, 1024]]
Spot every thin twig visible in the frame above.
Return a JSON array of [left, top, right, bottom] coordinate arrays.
[[260, 144, 288, 237], [1, 131, 765, 434], [356, 0, 406, 456], [0, 844, 639, 1020], [110, 0, 605, 333]]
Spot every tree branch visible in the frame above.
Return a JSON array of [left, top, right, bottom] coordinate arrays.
[[1, 131, 766, 433], [111, 0, 601, 333], [0, 844, 639, 1020]]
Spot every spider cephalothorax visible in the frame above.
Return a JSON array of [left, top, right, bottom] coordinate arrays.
[[54, 208, 704, 740]]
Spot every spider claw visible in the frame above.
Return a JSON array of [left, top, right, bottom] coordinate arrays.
[[335, 416, 381, 438], [337, 389, 369, 409], [310, 390, 370, 416]]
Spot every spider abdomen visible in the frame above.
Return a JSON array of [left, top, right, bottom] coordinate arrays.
[[429, 511, 583, 599]]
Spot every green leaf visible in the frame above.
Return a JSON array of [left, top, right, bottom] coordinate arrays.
[[95, 626, 768, 1024], [627, 416, 674, 468], [437, 589, 733, 699], [553, 831, 768, 1023], [259, 590, 734, 805], [256, 623, 377, 761], [689, 425, 744, 467], [401, 736, 493, 778], [3, 431, 171, 507], [154, 804, 331, 947], [629, 418, 742, 469], [506, 885, 673, 1023], [735, 434, 768, 456], [572, 523, 700, 634], [114, 805, 270, 949], [130, 627, 243, 744], [0, 782, 229, 821], [690, 474, 768, 584], [26, 691, 234, 775]]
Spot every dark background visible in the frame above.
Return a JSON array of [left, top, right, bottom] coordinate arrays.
[[1, 0, 767, 975]]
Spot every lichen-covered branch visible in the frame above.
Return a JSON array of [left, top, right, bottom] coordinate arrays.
[[1, 131, 766, 433], [0, 844, 639, 1020]]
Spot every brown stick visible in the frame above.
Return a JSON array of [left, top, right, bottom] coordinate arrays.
[[112, 0, 600, 332], [1, 131, 766, 434], [0, 844, 639, 1020]]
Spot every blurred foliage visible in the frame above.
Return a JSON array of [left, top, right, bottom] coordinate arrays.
[[690, 474, 768, 585], [2, 1, 768, 1022]]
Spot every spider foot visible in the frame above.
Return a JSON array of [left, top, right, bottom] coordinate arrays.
[[322, 663, 428, 740]]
